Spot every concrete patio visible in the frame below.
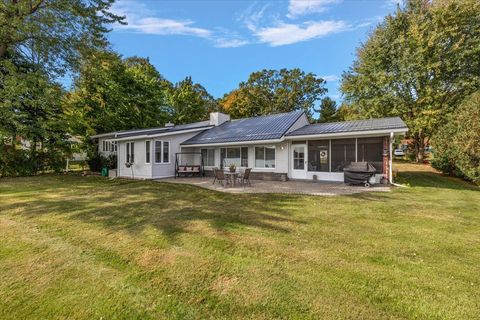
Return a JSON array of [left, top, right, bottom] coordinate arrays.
[[157, 177, 391, 196]]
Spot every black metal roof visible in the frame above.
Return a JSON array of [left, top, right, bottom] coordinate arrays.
[[181, 110, 304, 145], [286, 117, 407, 137], [92, 120, 212, 140]]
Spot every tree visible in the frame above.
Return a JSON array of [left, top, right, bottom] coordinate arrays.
[[0, 57, 72, 175], [431, 91, 480, 183], [65, 51, 171, 136], [341, 0, 480, 162], [220, 68, 327, 119], [167, 76, 218, 124], [0, 0, 124, 76], [317, 97, 337, 123]]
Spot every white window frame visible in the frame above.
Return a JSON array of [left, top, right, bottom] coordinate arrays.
[[154, 140, 170, 164], [220, 147, 248, 168], [201, 148, 216, 167], [254, 145, 276, 169], [145, 140, 151, 164]]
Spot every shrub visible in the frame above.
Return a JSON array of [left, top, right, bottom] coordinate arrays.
[[86, 150, 106, 172], [0, 147, 68, 177]]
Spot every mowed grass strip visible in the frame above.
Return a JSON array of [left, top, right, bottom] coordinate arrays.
[[0, 163, 479, 319]]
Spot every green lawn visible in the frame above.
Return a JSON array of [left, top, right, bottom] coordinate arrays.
[[0, 164, 479, 319]]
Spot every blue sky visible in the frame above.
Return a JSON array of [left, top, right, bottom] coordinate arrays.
[[108, 0, 401, 102]]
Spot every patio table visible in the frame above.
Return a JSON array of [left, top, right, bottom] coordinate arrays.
[[224, 171, 238, 187]]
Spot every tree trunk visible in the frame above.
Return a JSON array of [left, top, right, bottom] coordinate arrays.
[[0, 43, 7, 58], [414, 132, 425, 163]]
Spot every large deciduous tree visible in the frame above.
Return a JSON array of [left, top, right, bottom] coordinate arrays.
[[166, 76, 218, 124], [0, 58, 72, 175], [220, 69, 327, 119], [0, 0, 123, 175], [0, 0, 124, 76], [341, 0, 480, 162], [65, 51, 171, 136]]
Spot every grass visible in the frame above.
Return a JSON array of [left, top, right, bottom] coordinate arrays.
[[0, 163, 479, 319]]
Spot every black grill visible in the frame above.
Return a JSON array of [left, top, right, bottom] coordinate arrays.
[[343, 162, 377, 187]]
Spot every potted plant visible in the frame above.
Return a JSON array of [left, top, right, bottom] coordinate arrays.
[[228, 164, 236, 172]]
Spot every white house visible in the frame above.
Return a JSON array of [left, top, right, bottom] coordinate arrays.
[[91, 110, 407, 182]]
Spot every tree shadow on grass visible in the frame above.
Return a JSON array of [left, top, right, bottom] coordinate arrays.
[[2, 178, 307, 243]]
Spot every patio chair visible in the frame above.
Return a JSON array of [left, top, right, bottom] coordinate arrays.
[[238, 168, 252, 187], [213, 168, 226, 187], [211, 167, 219, 184]]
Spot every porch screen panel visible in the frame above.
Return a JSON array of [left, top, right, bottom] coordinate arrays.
[[357, 137, 384, 173], [331, 139, 355, 172], [308, 140, 329, 172]]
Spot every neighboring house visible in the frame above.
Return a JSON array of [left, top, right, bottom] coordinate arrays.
[[15, 135, 86, 161], [91, 110, 408, 182]]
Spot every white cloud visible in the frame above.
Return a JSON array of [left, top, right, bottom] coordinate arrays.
[[111, 0, 248, 48], [112, 1, 211, 37], [213, 38, 249, 48], [321, 74, 339, 82], [120, 17, 211, 37], [254, 20, 348, 46], [287, 0, 342, 18]]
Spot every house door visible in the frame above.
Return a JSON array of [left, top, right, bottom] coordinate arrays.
[[291, 144, 307, 179]]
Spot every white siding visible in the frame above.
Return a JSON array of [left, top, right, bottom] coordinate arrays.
[[116, 131, 203, 179], [286, 113, 309, 133], [117, 140, 152, 179], [151, 131, 203, 179]]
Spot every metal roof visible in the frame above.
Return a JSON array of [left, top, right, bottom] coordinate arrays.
[[286, 117, 408, 137], [91, 120, 212, 140], [181, 110, 304, 145]]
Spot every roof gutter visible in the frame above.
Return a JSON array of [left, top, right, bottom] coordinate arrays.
[[285, 128, 408, 140], [106, 127, 212, 142], [181, 138, 285, 148]]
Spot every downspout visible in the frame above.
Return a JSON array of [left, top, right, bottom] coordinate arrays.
[[389, 132, 393, 184]]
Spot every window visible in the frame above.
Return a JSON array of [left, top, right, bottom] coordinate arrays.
[[126, 142, 135, 163], [154, 140, 170, 164], [102, 141, 117, 152], [357, 137, 384, 173], [308, 140, 329, 172], [201, 149, 215, 166], [331, 139, 355, 172], [145, 141, 151, 164], [163, 141, 169, 163], [102, 141, 109, 152], [155, 141, 161, 163], [255, 146, 276, 168], [220, 147, 248, 168]]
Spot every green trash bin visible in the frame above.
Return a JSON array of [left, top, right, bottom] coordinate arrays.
[[101, 167, 109, 177]]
